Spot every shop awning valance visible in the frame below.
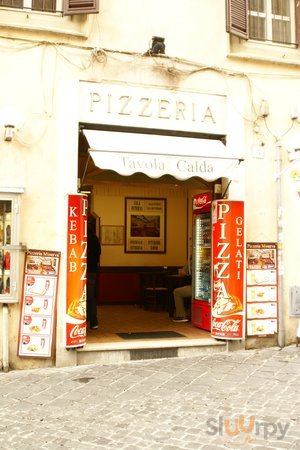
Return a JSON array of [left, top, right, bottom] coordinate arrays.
[[83, 129, 241, 182]]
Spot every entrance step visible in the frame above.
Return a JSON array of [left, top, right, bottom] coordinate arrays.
[[76, 338, 227, 366]]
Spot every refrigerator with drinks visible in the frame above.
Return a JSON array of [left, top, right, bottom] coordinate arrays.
[[191, 192, 212, 331]]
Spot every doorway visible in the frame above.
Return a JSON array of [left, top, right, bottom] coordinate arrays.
[[78, 131, 213, 344]]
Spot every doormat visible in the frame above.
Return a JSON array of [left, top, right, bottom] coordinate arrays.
[[117, 331, 186, 340]]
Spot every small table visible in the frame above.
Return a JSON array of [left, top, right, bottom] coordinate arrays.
[[139, 271, 169, 311]]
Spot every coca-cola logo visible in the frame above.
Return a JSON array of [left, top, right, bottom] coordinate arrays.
[[212, 318, 241, 333], [196, 196, 208, 205], [70, 324, 86, 339], [193, 195, 210, 208]]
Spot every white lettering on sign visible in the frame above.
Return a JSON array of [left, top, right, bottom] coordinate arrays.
[[216, 242, 230, 259], [212, 318, 241, 332], [122, 157, 165, 171], [68, 248, 77, 259], [120, 156, 214, 175], [80, 82, 227, 134], [81, 240, 87, 281], [194, 195, 210, 206], [89, 93, 217, 124], [69, 261, 77, 272], [70, 324, 86, 339], [177, 160, 213, 173], [69, 234, 77, 245], [215, 262, 230, 279], [217, 203, 230, 220], [69, 206, 77, 217]]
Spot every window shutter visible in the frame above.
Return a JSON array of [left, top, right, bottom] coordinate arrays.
[[295, 0, 300, 47], [226, 0, 249, 40], [63, 0, 99, 15]]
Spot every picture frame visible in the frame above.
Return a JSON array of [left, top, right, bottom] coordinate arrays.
[[125, 197, 166, 253], [101, 225, 124, 246]]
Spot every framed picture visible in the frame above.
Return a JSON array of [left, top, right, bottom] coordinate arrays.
[[125, 197, 166, 253], [101, 225, 124, 246]]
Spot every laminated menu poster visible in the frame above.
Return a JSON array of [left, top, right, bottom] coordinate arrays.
[[246, 243, 278, 337], [18, 249, 61, 358]]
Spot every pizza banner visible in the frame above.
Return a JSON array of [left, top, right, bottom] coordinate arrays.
[[211, 200, 245, 339], [65, 194, 88, 348]]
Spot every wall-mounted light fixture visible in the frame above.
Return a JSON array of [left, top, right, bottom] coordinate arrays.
[[0, 106, 24, 142], [290, 105, 299, 120], [259, 99, 269, 118], [146, 36, 165, 55], [4, 125, 15, 142]]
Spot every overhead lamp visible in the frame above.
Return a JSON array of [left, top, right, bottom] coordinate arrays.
[[4, 125, 15, 142]]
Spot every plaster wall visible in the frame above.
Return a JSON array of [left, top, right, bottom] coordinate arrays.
[[1, 0, 300, 370]]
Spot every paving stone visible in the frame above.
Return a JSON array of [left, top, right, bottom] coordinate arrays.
[[0, 346, 299, 449]]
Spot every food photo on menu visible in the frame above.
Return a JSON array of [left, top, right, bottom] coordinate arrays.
[[247, 248, 276, 270], [247, 285, 277, 302], [22, 314, 51, 335], [247, 269, 277, 286], [24, 295, 51, 315], [21, 334, 50, 355], [25, 276, 55, 297], [247, 302, 277, 319], [26, 256, 58, 276], [247, 318, 277, 336]]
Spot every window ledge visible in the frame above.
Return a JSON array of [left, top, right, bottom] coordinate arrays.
[[0, 187, 25, 193], [228, 36, 300, 67], [0, 9, 89, 39], [227, 51, 300, 67]]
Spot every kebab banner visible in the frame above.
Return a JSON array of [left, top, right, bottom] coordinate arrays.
[[211, 200, 245, 339], [65, 194, 88, 348]]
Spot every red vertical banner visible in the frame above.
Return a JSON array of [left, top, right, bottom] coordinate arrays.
[[65, 194, 88, 348], [211, 200, 245, 339]]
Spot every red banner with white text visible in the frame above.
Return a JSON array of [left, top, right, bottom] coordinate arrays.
[[211, 200, 245, 339], [65, 194, 88, 348]]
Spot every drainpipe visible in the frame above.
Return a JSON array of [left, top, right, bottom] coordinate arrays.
[[2, 304, 9, 372], [276, 142, 285, 348]]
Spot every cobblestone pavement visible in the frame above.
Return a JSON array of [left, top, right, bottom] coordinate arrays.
[[0, 345, 299, 450]]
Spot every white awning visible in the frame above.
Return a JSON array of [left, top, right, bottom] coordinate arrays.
[[83, 129, 241, 182]]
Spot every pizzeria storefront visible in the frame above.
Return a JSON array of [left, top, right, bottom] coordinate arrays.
[[63, 81, 246, 365], [1, 80, 248, 370]]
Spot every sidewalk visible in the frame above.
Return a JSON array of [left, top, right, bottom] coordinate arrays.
[[0, 345, 299, 449]]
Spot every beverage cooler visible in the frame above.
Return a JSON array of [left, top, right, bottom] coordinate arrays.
[[191, 192, 212, 331]]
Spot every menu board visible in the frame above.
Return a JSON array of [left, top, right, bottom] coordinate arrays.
[[246, 243, 278, 337], [18, 249, 60, 358]]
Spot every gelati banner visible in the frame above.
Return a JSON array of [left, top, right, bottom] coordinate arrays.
[[211, 200, 245, 339], [65, 194, 88, 348]]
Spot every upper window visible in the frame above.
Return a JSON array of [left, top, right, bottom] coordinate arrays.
[[249, 0, 295, 44], [226, 0, 300, 46], [0, 0, 99, 15]]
